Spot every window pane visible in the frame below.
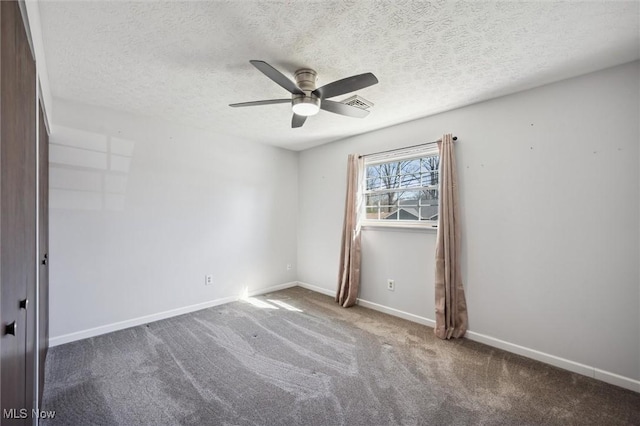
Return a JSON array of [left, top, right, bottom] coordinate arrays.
[[420, 189, 439, 202], [366, 164, 379, 177], [366, 176, 381, 191], [380, 172, 400, 189], [365, 193, 395, 219], [421, 157, 439, 184], [421, 156, 439, 172], [401, 173, 421, 188]]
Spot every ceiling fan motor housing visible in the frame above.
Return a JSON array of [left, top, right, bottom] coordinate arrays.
[[292, 68, 320, 115], [294, 68, 317, 92]]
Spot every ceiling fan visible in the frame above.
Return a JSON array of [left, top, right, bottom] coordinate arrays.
[[229, 60, 379, 128]]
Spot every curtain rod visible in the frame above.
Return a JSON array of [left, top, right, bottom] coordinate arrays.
[[359, 136, 457, 159]]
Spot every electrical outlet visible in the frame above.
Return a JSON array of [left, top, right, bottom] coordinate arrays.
[[387, 279, 395, 291], [286, 264, 293, 271], [205, 275, 213, 285]]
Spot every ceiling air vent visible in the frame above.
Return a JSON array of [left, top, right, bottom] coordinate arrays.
[[340, 95, 374, 110]]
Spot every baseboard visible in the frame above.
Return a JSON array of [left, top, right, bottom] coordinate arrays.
[[247, 281, 298, 297], [355, 298, 436, 328], [297, 281, 335, 297], [594, 368, 640, 392], [49, 281, 299, 347], [465, 331, 640, 393], [295, 282, 435, 327], [297, 283, 640, 393], [464, 330, 593, 377]]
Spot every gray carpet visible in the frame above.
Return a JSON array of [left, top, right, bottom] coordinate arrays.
[[42, 287, 640, 425]]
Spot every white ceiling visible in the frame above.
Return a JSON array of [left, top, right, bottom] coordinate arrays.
[[38, 1, 639, 151]]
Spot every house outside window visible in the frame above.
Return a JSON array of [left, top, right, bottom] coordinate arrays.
[[362, 144, 439, 229]]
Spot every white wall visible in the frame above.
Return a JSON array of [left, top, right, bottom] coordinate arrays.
[[298, 61, 640, 382], [49, 99, 298, 340]]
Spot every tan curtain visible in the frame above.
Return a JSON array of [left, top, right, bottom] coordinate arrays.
[[337, 154, 364, 307], [434, 134, 468, 339]]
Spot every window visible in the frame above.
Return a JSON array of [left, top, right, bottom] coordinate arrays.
[[362, 145, 439, 228]]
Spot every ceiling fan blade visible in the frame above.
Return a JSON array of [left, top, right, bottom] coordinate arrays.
[[250, 60, 304, 95], [312, 72, 378, 99], [229, 99, 291, 107], [320, 100, 370, 118], [292, 114, 307, 128]]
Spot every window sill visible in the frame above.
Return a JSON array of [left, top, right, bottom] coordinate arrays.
[[361, 221, 438, 232]]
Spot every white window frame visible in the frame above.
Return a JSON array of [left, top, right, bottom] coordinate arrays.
[[361, 144, 440, 230]]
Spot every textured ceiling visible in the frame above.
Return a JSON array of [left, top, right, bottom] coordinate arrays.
[[38, 1, 639, 151]]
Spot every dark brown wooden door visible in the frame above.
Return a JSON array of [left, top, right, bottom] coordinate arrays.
[[38, 101, 49, 406], [1, 0, 37, 423]]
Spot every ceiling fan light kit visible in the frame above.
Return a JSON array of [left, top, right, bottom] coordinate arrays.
[[292, 95, 320, 116], [229, 60, 378, 128]]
